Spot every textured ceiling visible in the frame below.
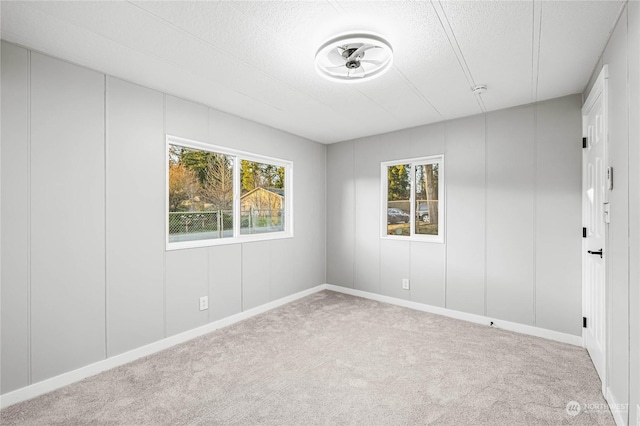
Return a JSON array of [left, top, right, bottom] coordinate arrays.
[[0, 1, 624, 144]]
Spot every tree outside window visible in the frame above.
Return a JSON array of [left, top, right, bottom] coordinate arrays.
[[168, 145, 235, 241]]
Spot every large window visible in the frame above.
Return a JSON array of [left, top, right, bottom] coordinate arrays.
[[381, 155, 444, 242], [167, 135, 292, 249]]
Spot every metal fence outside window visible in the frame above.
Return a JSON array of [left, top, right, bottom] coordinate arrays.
[[240, 207, 284, 234], [168, 208, 284, 241], [168, 210, 233, 241]]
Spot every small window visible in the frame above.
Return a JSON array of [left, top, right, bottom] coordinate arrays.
[[167, 135, 292, 250], [381, 156, 444, 242]]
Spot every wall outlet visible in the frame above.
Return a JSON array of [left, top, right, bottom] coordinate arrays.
[[199, 296, 208, 311], [402, 278, 410, 290]]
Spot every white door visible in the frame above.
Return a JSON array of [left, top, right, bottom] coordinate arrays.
[[582, 65, 608, 387]]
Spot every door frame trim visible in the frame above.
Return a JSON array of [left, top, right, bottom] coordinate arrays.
[[581, 64, 609, 395]]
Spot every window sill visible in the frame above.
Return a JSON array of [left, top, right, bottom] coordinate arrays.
[[166, 231, 294, 251], [380, 234, 444, 244]]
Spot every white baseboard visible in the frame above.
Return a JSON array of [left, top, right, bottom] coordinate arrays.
[[324, 284, 583, 347], [0, 285, 326, 409], [0, 283, 584, 409], [605, 386, 629, 426]]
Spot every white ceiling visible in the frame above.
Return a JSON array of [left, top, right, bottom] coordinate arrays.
[[1, 1, 624, 144]]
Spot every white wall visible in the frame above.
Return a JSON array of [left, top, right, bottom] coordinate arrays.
[[584, 2, 640, 424], [0, 42, 327, 394], [326, 95, 584, 337], [630, 4, 640, 424]]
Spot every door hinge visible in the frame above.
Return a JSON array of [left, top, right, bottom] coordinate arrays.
[[583, 227, 587, 238], [582, 137, 588, 148], [583, 317, 588, 328]]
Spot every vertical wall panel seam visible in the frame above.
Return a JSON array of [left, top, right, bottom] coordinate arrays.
[[104, 75, 109, 359], [484, 113, 488, 317], [240, 244, 244, 311], [269, 241, 272, 303], [27, 49, 32, 385], [443, 123, 448, 308], [625, 8, 632, 413], [533, 104, 538, 327], [351, 140, 356, 290], [163, 94, 167, 338], [375, 138, 380, 294], [531, 1, 535, 101], [206, 109, 211, 323], [532, 2, 543, 103], [532, 0, 543, 326], [376, 138, 381, 295], [324, 145, 328, 285], [207, 248, 211, 323], [353, 141, 357, 290]]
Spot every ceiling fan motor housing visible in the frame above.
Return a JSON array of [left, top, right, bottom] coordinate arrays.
[[343, 46, 364, 69], [315, 33, 393, 83]]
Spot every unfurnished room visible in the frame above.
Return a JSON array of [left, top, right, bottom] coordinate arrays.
[[0, 1, 638, 425]]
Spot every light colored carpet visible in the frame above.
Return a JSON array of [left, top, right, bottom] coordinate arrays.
[[1, 290, 614, 425]]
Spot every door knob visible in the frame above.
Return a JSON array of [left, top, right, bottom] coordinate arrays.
[[587, 249, 603, 258]]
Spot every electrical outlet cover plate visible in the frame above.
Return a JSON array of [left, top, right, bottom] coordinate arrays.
[[199, 296, 208, 311], [402, 278, 410, 290]]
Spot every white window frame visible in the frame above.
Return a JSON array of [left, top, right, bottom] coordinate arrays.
[[380, 155, 444, 243], [166, 135, 293, 250]]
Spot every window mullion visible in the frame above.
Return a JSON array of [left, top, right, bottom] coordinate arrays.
[[233, 155, 241, 239], [409, 162, 415, 238]]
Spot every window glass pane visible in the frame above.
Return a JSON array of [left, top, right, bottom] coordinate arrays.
[[168, 144, 234, 242], [414, 163, 439, 235], [387, 164, 411, 236], [240, 160, 285, 234]]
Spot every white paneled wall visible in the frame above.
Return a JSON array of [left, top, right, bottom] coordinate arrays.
[[380, 239, 411, 300], [354, 137, 381, 295], [1, 42, 30, 393], [207, 244, 242, 322], [269, 239, 296, 301], [327, 95, 583, 336], [445, 114, 486, 315], [410, 241, 446, 307], [326, 141, 355, 288], [629, 4, 640, 424], [0, 42, 326, 395], [485, 104, 536, 325], [106, 77, 165, 357], [29, 52, 107, 382], [165, 248, 210, 337], [534, 96, 582, 335], [242, 241, 272, 310]]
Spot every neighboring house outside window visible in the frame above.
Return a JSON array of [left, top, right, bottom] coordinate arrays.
[[240, 187, 284, 234]]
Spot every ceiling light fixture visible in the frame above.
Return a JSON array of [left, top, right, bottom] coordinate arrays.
[[315, 33, 393, 83]]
